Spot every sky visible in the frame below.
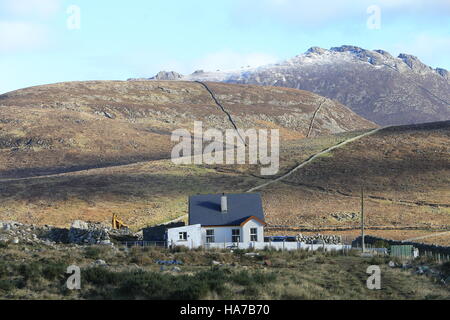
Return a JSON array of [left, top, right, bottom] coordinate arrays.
[[0, 0, 449, 94]]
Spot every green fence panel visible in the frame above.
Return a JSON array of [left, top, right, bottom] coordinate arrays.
[[390, 245, 413, 258]]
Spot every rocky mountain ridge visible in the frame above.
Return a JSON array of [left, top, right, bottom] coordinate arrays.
[[145, 45, 450, 126]]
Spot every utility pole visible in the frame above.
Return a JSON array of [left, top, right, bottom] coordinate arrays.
[[361, 186, 365, 253]]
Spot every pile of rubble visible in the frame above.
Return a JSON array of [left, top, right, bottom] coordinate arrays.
[[0, 222, 50, 245], [296, 234, 343, 244], [67, 220, 111, 245], [0, 220, 142, 246], [330, 212, 359, 222]]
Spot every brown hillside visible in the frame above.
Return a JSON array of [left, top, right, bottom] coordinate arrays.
[[260, 121, 450, 244], [0, 81, 375, 179], [5, 81, 448, 245], [0, 121, 447, 246]]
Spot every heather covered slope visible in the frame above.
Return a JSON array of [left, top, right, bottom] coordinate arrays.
[[0, 81, 448, 245], [0, 122, 448, 244], [0, 80, 375, 179], [260, 121, 450, 240]]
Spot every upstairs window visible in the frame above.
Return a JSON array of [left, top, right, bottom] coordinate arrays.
[[206, 229, 215, 243], [232, 229, 241, 243], [250, 228, 258, 242], [179, 232, 187, 241]]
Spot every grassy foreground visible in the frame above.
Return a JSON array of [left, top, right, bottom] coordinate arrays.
[[0, 242, 449, 300]]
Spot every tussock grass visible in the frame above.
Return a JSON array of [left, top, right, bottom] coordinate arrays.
[[0, 243, 448, 300]]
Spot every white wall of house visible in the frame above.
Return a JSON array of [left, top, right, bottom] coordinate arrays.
[[167, 224, 202, 248], [167, 219, 265, 249], [202, 219, 264, 245], [241, 219, 264, 243], [167, 222, 350, 251], [202, 226, 235, 243]]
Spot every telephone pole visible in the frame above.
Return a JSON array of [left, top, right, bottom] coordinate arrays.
[[361, 186, 365, 253]]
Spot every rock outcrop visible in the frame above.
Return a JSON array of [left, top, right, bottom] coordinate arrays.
[[150, 71, 183, 81]]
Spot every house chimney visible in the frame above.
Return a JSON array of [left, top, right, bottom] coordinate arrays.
[[221, 193, 228, 213]]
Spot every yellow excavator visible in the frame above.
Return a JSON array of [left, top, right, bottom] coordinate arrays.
[[112, 213, 129, 230]]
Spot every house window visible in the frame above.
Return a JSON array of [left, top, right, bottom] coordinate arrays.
[[179, 232, 187, 241], [250, 228, 258, 242], [206, 229, 215, 243], [232, 229, 241, 243]]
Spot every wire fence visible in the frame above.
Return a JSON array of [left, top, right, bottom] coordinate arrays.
[[122, 241, 167, 248]]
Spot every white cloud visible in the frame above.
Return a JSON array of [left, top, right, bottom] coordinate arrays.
[[0, 21, 49, 53], [264, 0, 450, 11], [0, 0, 61, 18], [194, 50, 279, 72], [235, 0, 450, 26], [0, 0, 60, 53]]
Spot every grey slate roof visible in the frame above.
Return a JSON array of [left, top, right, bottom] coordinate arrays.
[[188, 193, 265, 226]]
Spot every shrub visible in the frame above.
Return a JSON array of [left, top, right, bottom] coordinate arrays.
[[440, 261, 450, 275], [80, 266, 276, 300], [84, 246, 104, 260], [0, 279, 15, 292], [41, 261, 66, 281], [83, 267, 120, 286], [314, 255, 326, 264], [130, 254, 153, 266], [18, 262, 43, 283], [373, 240, 390, 249], [368, 256, 388, 265], [0, 262, 8, 278], [169, 245, 190, 253], [231, 270, 277, 287], [86, 269, 218, 300], [232, 249, 248, 256]]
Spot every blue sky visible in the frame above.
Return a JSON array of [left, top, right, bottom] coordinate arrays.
[[1, 0, 449, 94]]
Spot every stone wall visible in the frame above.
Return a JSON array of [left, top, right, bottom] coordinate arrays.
[[353, 235, 450, 255], [0, 220, 142, 246]]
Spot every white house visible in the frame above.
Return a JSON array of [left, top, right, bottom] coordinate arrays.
[[167, 193, 266, 249], [167, 193, 351, 251]]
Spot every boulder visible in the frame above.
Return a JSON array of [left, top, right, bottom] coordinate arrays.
[[172, 266, 182, 273], [71, 220, 89, 230], [93, 259, 107, 267]]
